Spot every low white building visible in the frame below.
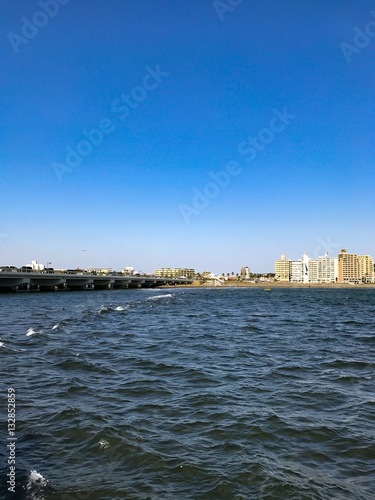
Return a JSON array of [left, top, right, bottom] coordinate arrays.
[[209, 273, 223, 279], [123, 267, 135, 275], [30, 260, 45, 271]]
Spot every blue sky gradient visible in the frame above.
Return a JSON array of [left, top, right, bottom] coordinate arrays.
[[1, 0, 374, 273]]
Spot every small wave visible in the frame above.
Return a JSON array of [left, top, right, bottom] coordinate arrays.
[[357, 336, 375, 343], [26, 328, 43, 337], [26, 470, 49, 499], [338, 375, 373, 382], [147, 294, 173, 301], [52, 324, 59, 330], [326, 359, 374, 369], [99, 306, 111, 314], [115, 305, 127, 311], [28, 470, 47, 486], [242, 325, 263, 332], [0, 342, 4, 347]]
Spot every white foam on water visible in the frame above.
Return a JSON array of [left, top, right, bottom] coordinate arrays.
[[0, 342, 4, 347], [26, 470, 48, 497], [147, 294, 173, 301], [28, 470, 47, 485], [99, 439, 110, 449], [52, 324, 59, 330], [26, 328, 42, 337], [115, 305, 127, 311]]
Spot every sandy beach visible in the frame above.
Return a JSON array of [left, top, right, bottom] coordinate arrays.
[[162, 282, 375, 289]]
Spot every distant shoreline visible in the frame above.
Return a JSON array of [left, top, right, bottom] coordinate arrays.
[[162, 282, 375, 289]]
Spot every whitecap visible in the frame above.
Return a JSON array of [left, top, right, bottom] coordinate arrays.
[[52, 324, 59, 330], [28, 470, 47, 483], [27, 470, 48, 492], [26, 328, 41, 337], [0, 342, 4, 347], [115, 305, 126, 311], [147, 294, 173, 301]]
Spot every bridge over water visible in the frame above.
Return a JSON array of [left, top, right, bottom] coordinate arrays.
[[0, 272, 191, 292]]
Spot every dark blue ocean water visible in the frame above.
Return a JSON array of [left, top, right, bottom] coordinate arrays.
[[1, 287, 374, 499]]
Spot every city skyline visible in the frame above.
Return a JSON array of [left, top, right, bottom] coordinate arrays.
[[3, 245, 374, 278], [1, 1, 375, 272], [275, 249, 375, 283]]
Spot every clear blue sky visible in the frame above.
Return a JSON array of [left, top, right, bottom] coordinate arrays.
[[1, 0, 374, 273]]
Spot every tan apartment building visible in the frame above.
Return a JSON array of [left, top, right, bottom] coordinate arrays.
[[180, 268, 196, 279], [275, 255, 291, 281], [338, 249, 361, 283], [155, 268, 196, 278], [358, 255, 375, 282], [155, 268, 173, 277]]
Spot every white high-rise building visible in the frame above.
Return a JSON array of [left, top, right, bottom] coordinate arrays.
[[276, 252, 339, 283], [290, 260, 303, 282], [302, 253, 309, 283], [241, 266, 250, 281], [289, 252, 338, 283], [318, 252, 338, 283], [308, 259, 319, 283], [240, 266, 251, 280]]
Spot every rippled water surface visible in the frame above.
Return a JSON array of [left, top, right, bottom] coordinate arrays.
[[1, 288, 374, 499]]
